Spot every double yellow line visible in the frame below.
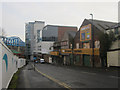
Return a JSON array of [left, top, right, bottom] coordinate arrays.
[[32, 64, 72, 90]]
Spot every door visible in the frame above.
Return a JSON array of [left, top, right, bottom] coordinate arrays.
[[83, 55, 90, 67]]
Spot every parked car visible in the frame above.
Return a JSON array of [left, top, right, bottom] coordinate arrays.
[[40, 59, 45, 64]]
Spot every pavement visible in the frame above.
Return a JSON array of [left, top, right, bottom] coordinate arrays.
[[17, 62, 119, 89], [17, 63, 64, 89]]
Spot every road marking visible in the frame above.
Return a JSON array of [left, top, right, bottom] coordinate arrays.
[[109, 76, 120, 79], [32, 64, 72, 90], [81, 71, 96, 75]]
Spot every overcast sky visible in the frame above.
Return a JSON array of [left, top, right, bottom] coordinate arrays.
[[0, 0, 119, 41]]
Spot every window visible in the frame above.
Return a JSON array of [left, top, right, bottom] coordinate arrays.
[[83, 43, 90, 48], [86, 31, 90, 39], [42, 36, 57, 41], [115, 28, 119, 34], [81, 33, 85, 40], [37, 30, 40, 42], [76, 43, 79, 49], [95, 40, 100, 48]]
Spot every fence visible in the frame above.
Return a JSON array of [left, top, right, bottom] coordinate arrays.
[[0, 40, 26, 89]]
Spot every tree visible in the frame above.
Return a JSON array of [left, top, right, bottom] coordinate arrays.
[[99, 31, 114, 67]]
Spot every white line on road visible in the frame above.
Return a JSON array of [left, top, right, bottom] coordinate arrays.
[[81, 71, 97, 75], [109, 76, 120, 79]]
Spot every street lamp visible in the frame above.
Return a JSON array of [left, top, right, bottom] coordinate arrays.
[[90, 13, 94, 67]]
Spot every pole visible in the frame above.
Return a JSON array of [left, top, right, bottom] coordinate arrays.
[[90, 14, 94, 67]]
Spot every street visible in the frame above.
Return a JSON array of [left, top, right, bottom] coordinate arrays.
[[17, 62, 119, 89]]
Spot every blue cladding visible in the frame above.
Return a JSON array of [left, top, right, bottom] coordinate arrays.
[[1, 36, 25, 46]]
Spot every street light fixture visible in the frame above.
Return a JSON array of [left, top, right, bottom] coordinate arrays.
[[90, 13, 94, 67]]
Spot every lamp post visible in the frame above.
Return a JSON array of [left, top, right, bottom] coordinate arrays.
[[90, 14, 94, 67]]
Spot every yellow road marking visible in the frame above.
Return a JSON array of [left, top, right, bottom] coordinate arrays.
[[32, 64, 72, 90]]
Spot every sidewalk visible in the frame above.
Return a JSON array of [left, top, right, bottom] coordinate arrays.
[[17, 63, 63, 88]]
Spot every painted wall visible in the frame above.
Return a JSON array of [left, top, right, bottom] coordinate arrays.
[[107, 51, 119, 67], [18, 58, 26, 68], [40, 41, 54, 54], [0, 40, 26, 89], [107, 40, 120, 67]]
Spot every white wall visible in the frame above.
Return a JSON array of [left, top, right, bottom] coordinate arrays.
[[107, 40, 119, 67], [0, 40, 2, 90], [18, 58, 26, 68], [1, 40, 18, 88], [33, 21, 45, 52], [107, 51, 119, 67], [38, 41, 54, 54], [0, 40, 26, 89]]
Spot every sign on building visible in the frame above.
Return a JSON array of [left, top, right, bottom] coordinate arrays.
[[80, 24, 91, 41]]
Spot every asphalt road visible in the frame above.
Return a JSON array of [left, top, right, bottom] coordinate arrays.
[[17, 62, 119, 89]]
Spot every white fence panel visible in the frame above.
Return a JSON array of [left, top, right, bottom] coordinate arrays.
[[107, 51, 119, 67], [0, 40, 2, 90], [18, 58, 26, 68], [0, 40, 26, 89]]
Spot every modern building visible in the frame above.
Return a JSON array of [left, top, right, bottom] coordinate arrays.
[[49, 26, 77, 64], [25, 22, 77, 62], [25, 21, 45, 60]]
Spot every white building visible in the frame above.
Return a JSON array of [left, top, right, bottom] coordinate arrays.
[[25, 21, 45, 60]]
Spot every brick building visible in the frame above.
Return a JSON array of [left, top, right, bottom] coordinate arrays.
[[50, 26, 77, 64], [74, 19, 117, 67]]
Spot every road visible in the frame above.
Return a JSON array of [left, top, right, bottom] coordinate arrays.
[[17, 62, 119, 89]]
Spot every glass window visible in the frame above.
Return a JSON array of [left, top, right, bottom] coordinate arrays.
[[86, 31, 90, 39], [81, 32, 85, 40], [76, 43, 79, 49]]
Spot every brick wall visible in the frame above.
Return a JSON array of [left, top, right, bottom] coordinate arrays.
[[58, 26, 77, 41]]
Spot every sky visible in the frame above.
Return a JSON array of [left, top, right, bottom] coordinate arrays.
[[0, 0, 119, 41]]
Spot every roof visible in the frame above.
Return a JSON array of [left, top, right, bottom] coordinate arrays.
[[106, 22, 120, 30], [35, 21, 45, 23], [87, 19, 117, 32], [43, 24, 77, 28], [11, 50, 21, 54], [67, 31, 77, 38]]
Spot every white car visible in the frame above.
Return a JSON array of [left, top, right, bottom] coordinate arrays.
[[40, 59, 45, 64]]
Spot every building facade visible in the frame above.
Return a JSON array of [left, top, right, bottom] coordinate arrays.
[[25, 21, 45, 60], [50, 26, 77, 64], [107, 23, 120, 67], [74, 19, 117, 67]]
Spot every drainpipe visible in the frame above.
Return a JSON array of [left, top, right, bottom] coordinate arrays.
[[90, 13, 95, 67]]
